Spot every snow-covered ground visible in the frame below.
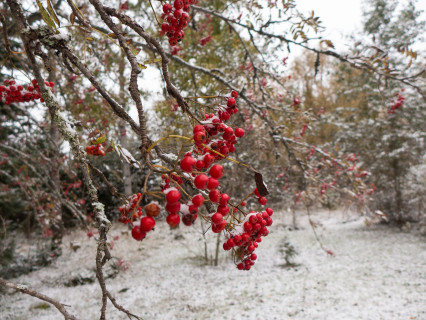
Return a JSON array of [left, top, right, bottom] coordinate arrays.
[[1, 209, 425, 320]]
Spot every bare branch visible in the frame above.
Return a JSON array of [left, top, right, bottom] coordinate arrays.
[[0, 278, 78, 320]]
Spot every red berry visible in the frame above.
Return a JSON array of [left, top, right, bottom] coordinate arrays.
[[188, 205, 198, 215], [209, 164, 224, 179], [166, 201, 181, 214], [194, 131, 207, 144], [241, 233, 250, 243], [223, 243, 231, 250], [140, 216, 156, 232], [231, 90, 238, 98], [180, 156, 196, 172], [224, 127, 234, 135], [174, 9, 183, 19], [181, 11, 189, 22], [166, 213, 180, 227], [161, 23, 170, 32], [192, 194, 204, 207], [227, 238, 235, 247], [211, 212, 223, 224], [244, 221, 253, 231], [211, 224, 220, 233], [217, 205, 229, 215], [235, 128, 245, 138], [193, 125, 205, 133], [260, 227, 269, 236], [219, 193, 230, 206], [219, 111, 230, 121], [163, 3, 173, 13], [194, 174, 209, 189], [166, 189, 181, 203], [206, 177, 219, 190], [182, 213, 196, 226], [174, 0, 183, 10], [250, 254, 257, 260], [227, 97, 236, 107], [203, 154, 214, 168], [209, 189, 221, 203], [249, 215, 258, 224], [169, 38, 179, 46], [217, 220, 227, 231], [258, 197, 267, 205], [266, 208, 273, 216], [195, 160, 204, 170], [131, 226, 146, 241]]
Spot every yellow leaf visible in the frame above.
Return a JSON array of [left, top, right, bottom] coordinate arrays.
[[70, 12, 75, 25], [47, 0, 60, 27]]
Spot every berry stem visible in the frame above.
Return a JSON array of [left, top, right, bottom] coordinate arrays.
[[148, 0, 161, 26], [147, 134, 191, 153]]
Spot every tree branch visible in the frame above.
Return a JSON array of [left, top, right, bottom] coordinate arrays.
[[0, 278, 78, 320]]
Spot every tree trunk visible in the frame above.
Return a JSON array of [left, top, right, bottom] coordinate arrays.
[[214, 232, 221, 266], [393, 160, 403, 222]]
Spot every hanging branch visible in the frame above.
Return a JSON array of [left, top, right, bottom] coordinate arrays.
[[191, 5, 425, 99]]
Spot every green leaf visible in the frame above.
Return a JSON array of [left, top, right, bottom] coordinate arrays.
[[143, 58, 162, 65], [47, 0, 60, 27], [129, 45, 141, 56], [36, 0, 57, 30], [92, 135, 106, 145]]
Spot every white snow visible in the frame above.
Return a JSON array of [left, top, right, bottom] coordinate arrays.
[[1, 210, 425, 320]]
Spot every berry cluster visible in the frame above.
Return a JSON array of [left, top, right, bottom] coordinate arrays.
[[223, 208, 273, 270], [131, 214, 156, 241], [160, 0, 197, 47], [161, 91, 246, 231], [118, 194, 160, 241], [388, 92, 405, 114], [118, 193, 143, 224], [86, 144, 105, 156], [0, 79, 54, 105]]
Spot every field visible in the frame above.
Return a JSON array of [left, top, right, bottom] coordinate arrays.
[[1, 210, 425, 320]]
